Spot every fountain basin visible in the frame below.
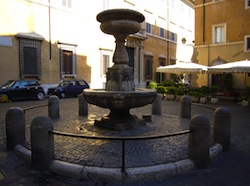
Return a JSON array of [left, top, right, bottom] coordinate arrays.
[[97, 9, 144, 36], [83, 88, 156, 110], [83, 88, 157, 130]]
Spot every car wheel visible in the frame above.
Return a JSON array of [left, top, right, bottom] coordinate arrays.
[[36, 92, 45, 101], [60, 92, 66, 98], [0, 93, 10, 102]]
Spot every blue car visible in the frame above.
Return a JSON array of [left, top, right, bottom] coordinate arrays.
[[47, 80, 89, 98]]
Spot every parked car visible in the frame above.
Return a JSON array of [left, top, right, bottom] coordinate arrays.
[[47, 80, 89, 98], [0, 80, 45, 101]]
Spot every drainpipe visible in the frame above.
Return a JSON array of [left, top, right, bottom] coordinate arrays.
[[49, 0, 52, 59], [202, 0, 206, 45], [138, 45, 141, 86], [167, 0, 170, 66]]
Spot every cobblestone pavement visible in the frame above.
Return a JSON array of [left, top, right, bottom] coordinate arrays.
[[0, 98, 250, 185]]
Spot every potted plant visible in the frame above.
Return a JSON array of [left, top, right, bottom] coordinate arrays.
[[147, 82, 157, 89], [156, 85, 167, 99], [241, 92, 249, 107], [175, 85, 185, 101], [200, 86, 210, 104], [164, 86, 176, 100], [210, 85, 219, 103], [189, 89, 201, 103]]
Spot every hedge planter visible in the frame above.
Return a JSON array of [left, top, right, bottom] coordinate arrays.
[[164, 94, 175, 100], [242, 100, 248, 107], [200, 97, 207, 104], [191, 96, 199, 103], [175, 95, 182, 101], [210, 97, 218, 104]]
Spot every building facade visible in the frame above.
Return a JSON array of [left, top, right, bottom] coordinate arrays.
[[194, 0, 250, 90], [0, 0, 194, 92]]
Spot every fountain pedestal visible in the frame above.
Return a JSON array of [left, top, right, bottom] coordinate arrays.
[[95, 109, 145, 131], [83, 9, 157, 130]]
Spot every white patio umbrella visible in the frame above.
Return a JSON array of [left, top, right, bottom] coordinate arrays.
[[208, 59, 250, 92], [207, 59, 250, 73], [156, 62, 208, 74]]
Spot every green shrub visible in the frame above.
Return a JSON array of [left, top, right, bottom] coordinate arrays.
[[223, 73, 233, 90], [158, 80, 175, 87], [165, 86, 176, 94], [210, 85, 219, 97], [147, 82, 157, 89], [188, 87, 202, 97], [176, 86, 185, 95], [201, 86, 210, 97], [156, 86, 166, 94]]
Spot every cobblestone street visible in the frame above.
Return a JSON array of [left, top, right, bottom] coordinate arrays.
[[0, 98, 250, 185]]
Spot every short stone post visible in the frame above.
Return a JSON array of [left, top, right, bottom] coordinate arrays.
[[5, 107, 25, 150], [31, 116, 54, 171], [180, 95, 191, 119], [152, 94, 161, 115], [79, 94, 88, 116], [48, 95, 59, 119], [188, 114, 210, 169], [213, 107, 231, 151]]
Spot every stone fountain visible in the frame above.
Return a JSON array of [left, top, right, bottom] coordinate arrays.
[[83, 9, 157, 130]]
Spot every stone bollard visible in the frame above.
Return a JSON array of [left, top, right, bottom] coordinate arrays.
[[79, 94, 88, 116], [188, 114, 210, 169], [213, 107, 231, 151], [48, 95, 59, 119], [31, 116, 54, 171], [5, 107, 25, 151], [152, 94, 161, 115], [180, 95, 191, 119]]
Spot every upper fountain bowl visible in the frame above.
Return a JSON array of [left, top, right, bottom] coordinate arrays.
[[96, 9, 145, 36]]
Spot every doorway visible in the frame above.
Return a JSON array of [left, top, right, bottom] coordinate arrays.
[[126, 47, 134, 70], [212, 74, 224, 91]]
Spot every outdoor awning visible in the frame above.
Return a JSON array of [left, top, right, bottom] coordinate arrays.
[[156, 62, 208, 74], [207, 59, 250, 91], [207, 59, 250, 73]]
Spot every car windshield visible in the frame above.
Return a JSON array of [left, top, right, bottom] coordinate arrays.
[[58, 81, 70, 87], [1, 80, 15, 88]]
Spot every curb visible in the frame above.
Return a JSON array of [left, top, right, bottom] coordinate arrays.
[[14, 143, 223, 183]]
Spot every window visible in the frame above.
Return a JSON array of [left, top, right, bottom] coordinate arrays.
[[62, 0, 72, 8], [160, 28, 165, 38], [100, 49, 112, 77], [13, 81, 29, 88], [62, 50, 73, 74], [159, 57, 166, 66], [213, 24, 226, 44], [170, 59, 176, 65], [246, 0, 250, 8], [102, 54, 110, 75], [171, 0, 175, 8], [59, 42, 77, 78], [17, 34, 43, 79], [146, 23, 152, 34], [23, 47, 38, 74], [144, 56, 153, 79], [245, 36, 250, 52], [169, 32, 176, 42]]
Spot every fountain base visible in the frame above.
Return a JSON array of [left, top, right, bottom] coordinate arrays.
[[95, 115, 146, 131], [94, 109, 145, 130]]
